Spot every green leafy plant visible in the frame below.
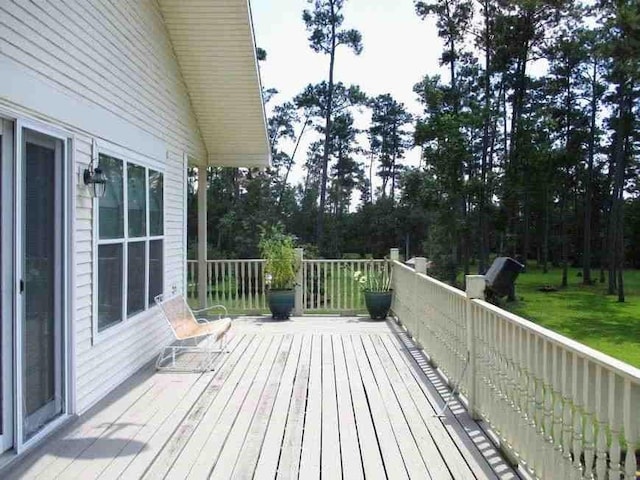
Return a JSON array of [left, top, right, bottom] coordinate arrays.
[[353, 264, 392, 292], [259, 225, 300, 290]]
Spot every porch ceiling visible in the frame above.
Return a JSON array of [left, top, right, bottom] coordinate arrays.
[[158, 0, 270, 168]]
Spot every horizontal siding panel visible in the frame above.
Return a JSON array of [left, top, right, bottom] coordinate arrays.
[[0, 0, 195, 414], [0, 0, 260, 417]]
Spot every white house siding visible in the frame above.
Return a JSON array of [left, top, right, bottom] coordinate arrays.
[[0, 0, 207, 413]]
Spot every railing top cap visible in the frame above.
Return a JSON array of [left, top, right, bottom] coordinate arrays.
[[474, 298, 640, 383]]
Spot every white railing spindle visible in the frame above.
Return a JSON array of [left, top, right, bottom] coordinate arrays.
[[389, 260, 640, 480]]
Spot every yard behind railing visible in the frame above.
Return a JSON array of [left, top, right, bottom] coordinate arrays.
[[391, 257, 640, 480], [187, 256, 389, 314]]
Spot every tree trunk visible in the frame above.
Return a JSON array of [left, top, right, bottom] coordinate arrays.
[[316, 2, 337, 254], [369, 148, 374, 204], [561, 182, 568, 287], [608, 86, 628, 297], [478, 0, 491, 274], [543, 183, 550, 274], [583, 60, 598, 285]]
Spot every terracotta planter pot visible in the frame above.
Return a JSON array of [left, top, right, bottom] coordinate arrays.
[[364, 291, 392, 320]]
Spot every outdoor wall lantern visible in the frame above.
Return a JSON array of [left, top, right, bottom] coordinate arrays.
[[84, 139, 107, 198]]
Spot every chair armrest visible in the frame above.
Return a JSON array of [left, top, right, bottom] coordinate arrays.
[[192, 304, 229, 319]]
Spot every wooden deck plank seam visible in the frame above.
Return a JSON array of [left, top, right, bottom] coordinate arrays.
[[298, 334, 323, 477], [161, 336, 271, 479], [350, 334, 410, 479], [339, 335, 386, 480], [111, 337, 255, 479], [320, 334, 342, 479], [210, 335, 295, 479], [232, 335, 303, 479], [255, 335, 309, 480], [331, 334, 365, 480], [177, 335, 282, 479], [274, 334, 312, 479], [139, 334, 262, 478]]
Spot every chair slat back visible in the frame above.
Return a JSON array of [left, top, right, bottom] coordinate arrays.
[[155, 294, 199, 340]]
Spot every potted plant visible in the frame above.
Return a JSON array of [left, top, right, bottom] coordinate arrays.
[[353, 265, 393, 320], [259, 226, 300, 320]]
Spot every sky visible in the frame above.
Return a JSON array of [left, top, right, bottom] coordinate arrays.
[[251, 0, 444, 190]]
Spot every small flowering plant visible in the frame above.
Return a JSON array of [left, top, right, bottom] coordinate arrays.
[[353, 266, 392, 292]]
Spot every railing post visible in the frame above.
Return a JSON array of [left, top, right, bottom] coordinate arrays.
[[465, 274, 485, 420], [294, 247, 304, 316], [389, 248, 399, 262], [197, 165, 208, 309]]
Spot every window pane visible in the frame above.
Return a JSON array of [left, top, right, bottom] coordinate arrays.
[[149, 170, 163, 236], [98, 244, 123, 331], [149, 240, 163, 305], [98, 154, 124, 239], [127, 164, 146, 237], [127, 242, 146, 317]]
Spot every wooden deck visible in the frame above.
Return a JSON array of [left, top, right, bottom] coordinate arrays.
[[6, 317, 519, 479]]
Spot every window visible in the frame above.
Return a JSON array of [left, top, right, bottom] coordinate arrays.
[[96, 153, 164, 333]]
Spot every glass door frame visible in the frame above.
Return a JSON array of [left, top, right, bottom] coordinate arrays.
[[14, 118, 72, 454], [0, 118, 14, 454]]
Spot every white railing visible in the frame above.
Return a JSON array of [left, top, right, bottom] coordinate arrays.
[[187, 259, 268, 312], [391, 258, 640, 480], [187, 256, 389, 314], [303, 259, 388, 312]]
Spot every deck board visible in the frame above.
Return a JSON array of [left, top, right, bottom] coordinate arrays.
[[351, 334, 410, 479], [274, 335, 311, 480], [297, 334, 322, 479], [5, 316, 519, 480], [233, 335, 302, 479], [341, 334, 387, 480], [320, 335, 341, 480], [331, 335, 364, 480]]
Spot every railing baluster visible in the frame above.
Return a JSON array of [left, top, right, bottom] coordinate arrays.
[[323, 262, 328, 310], [331, 261, 336, 311], [261, 260, 266, 310], [250, 261, 255, 311], [583, 358, 596, 479], [609, 371, 622, 479], [571, 352, 584, 480], [311, 262, 316, 310], [623, 379, 637, 480], [349, 260, 354, 309], [302, 260, 307, 312], [238, 261, 244, 311], [233, 261, 239, 310], [595, 365, 607, 479], [223, 261, 229, 306]]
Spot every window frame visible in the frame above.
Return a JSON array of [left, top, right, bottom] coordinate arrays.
[[92, 142, 165, 343]]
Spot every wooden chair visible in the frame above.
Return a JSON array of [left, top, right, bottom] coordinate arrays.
[[154, 293, 232, 372]]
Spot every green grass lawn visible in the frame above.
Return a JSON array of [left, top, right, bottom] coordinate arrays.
[[505, 265, 640, 369]]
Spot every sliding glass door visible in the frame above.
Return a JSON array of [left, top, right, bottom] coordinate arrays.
[[18, 127, 66, 443], [0, 117, 70, 453]]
